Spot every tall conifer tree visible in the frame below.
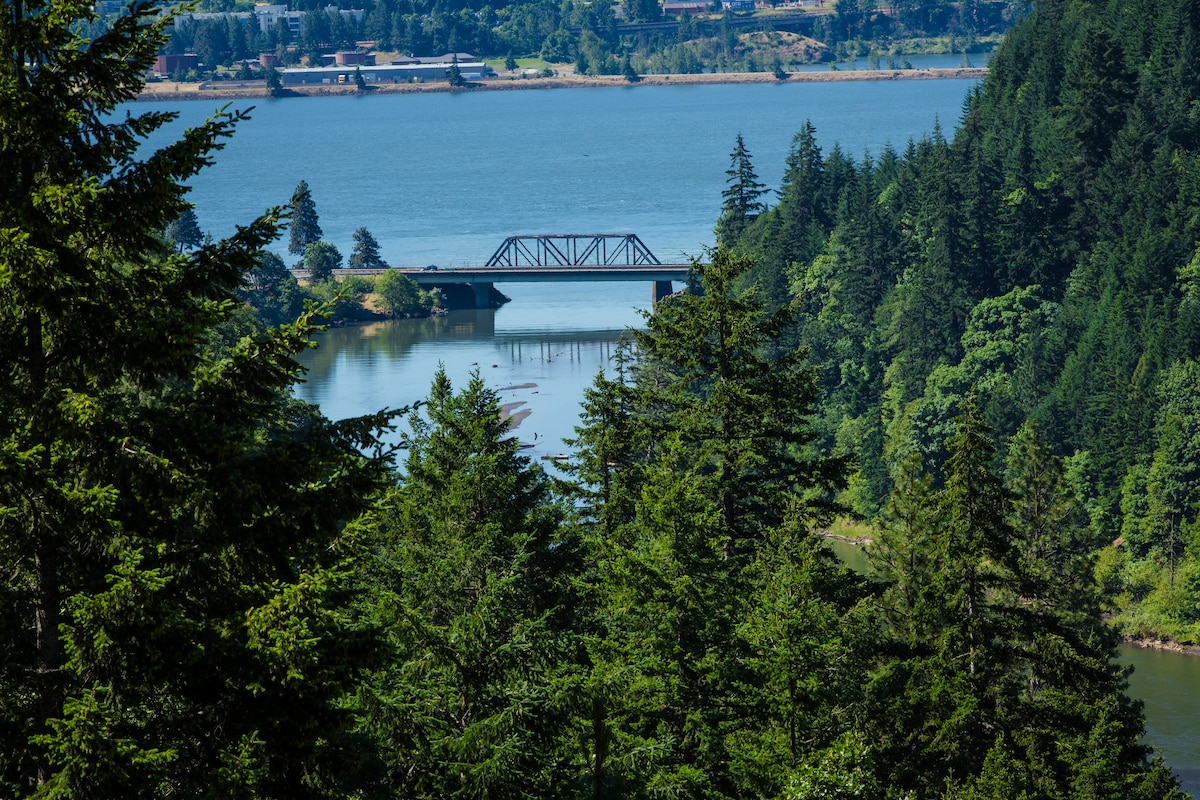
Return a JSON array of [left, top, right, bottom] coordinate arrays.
[[287, 179, 322, 255], [0, 2, 394, 794], [716, 135, 768, 248], [357, 369, 581, 798]]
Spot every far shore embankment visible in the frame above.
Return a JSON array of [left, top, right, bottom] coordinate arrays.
[[136, 66, 988, 102]]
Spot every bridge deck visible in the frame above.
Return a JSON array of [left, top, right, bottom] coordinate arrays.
[[333, 265, 693, 284], [293, 234, 692, 307], [408, 265, 691, 284]]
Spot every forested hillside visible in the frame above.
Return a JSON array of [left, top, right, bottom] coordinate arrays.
[[726, 0, 1200, 643], [3, 0, 1197, 797]]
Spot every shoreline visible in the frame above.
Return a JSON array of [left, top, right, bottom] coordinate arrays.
[[136, 67, 988, 102], [1122, 634, 1200, 657]]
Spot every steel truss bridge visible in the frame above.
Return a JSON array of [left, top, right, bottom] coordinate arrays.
[[354, 234, 696, 308], [485, 234, 662, 268]]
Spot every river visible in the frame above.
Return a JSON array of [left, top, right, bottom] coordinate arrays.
[[149, 62, 1198, 795], [145, 62, 982, 450]]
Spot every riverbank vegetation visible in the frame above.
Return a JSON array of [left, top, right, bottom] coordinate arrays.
[[3, 0, 1197, 798], [239, 265, 438, 326], [167, 187, 438, 326]]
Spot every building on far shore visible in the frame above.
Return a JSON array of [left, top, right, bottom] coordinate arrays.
[[662, 0, 709, 14], [155, 53, 200, 75], [278, 54, 489, 86]]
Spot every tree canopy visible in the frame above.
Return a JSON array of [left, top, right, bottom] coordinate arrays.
[[0, 1, 396, 794], [349, 226, 388, 270], [288, 179, 322, 256], [7, 0, 1198, 797]]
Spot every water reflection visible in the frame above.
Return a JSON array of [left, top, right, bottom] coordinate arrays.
[[296, 309, 628, 457]]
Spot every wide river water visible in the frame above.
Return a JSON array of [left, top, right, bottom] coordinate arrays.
[[145, 62, 1200, 795]]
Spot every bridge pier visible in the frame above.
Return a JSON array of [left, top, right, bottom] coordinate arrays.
[[652, 280, 674, 304], [472, 281, 493, 309]]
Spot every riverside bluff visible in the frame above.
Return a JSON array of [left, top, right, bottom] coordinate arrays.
[[136, 66, 988, 101]]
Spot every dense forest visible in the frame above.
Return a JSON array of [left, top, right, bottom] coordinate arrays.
[[724, 0, 1200, 646], [2, 0, 1198, 799], [155, 0, 1020, 76]]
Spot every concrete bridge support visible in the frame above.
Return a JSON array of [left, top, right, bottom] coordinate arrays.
[[472, 281, 494, 309], [652, 280, 674, 304]]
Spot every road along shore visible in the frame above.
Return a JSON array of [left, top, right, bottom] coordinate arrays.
[[135, 66, 988, 102]]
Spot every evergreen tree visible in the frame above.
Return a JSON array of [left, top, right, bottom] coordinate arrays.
[[447, 53, 465, 86], [778, 121, 827, 254], [1005, 420, 1097, 619], [621, 53, 640, 82], [164, 207, 204, 252], [303, 240, 342, 283], [564, 340, 646, 537], [0, 2, 395, 794], [349, 226, 388, 270], [715, 134, 768, 248], [287, 179, 322, 255], [867, 400, 1184, 799], [631, 247, 849, 558], [869, 452, 942, 634], [356, 368, 581, 798], [586, 248, 853, 795], [735, 517, 872, 797]]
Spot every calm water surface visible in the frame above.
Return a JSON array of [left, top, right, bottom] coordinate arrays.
[[142, 74, 977, 265], [1121, 645, 1200, 797]]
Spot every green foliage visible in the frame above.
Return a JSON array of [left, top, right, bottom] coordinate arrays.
[[715, 135, 768, 248], [373, 269, 430, 316], [563, 341, 646, 537], [622, 53, 640, 82], [0, 2, 396, 794], [165, 208, 204, 252], [447, 53, 465, 86], [1005, 421, 1098, 624], [240, 251, 309, 327], [302, 240, 342, 282], [355, 368, 581, 797], [571, 248, 860, 797], [349, 226, 388, 270], [632, 247, 849, 551], [308, 274, 374, 322], [865, 401, 1185, 800], [265, 65, 283, 95], [287, 180, 322, 256], [709, 0, 1200, 648]]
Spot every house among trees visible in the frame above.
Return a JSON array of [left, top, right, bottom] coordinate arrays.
[[333, 50, 373, 66], [662, 0, 710, 15]]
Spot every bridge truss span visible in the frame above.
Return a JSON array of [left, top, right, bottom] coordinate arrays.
[[485, 234, 662, 268]]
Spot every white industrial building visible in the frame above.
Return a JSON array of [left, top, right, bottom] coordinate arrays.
[[279, 56, 490, 86]]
